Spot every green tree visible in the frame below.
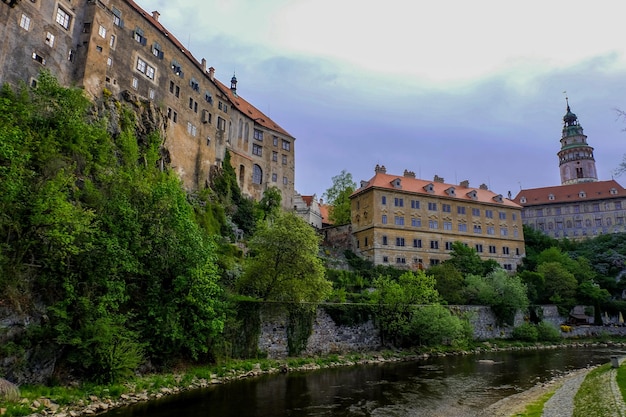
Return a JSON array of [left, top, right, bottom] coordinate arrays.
[[537, 261, 578, 313], [428, 263, 467, 305], [257, 186, 282, 221], [444, 241, 498, 277], [323, 170, 356, 225], [464, 269, 529, 325], [237, 211, 332, 304], [409, 304, 472, 347]]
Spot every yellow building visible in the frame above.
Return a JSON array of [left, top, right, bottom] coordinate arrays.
[[351, 166, 525, 270]]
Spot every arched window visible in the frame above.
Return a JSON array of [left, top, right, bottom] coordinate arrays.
[[252, 164, 262, 184], [239, 164, 245, 184], [244, 123, 249, 141], [238, 119, 243, 138]]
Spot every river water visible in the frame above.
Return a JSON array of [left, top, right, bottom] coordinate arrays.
[[102, 346, 624, 417]]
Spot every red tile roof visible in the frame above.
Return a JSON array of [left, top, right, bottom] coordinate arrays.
[[214, 80, 293, 138], [353, 172, 522, 208], [512, 180, 626, 206], [319, 204, 333, 225], [301, 195, 314, 207]]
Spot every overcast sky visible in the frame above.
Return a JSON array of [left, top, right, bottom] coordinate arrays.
[[149, 0, 626, 199]]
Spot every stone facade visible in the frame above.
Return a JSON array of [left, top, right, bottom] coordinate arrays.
[[0, 0, 295, 209]]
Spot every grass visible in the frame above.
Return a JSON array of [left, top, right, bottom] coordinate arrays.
[[513, 391, 557, 417], [573, 363, 613, 417], [617, 361, 626, 402]]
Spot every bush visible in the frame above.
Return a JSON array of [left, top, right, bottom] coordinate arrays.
[[512, 323, 539, 342], [408, 305, 472, 347], [536, 321, 561, 342]]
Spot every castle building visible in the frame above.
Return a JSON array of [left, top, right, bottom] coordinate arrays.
[[350, 165, 525, 270], [513, 101, 626, 239], [0, 0, 295, 209]]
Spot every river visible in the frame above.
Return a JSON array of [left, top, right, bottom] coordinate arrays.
[[101, 346, 624, 417]]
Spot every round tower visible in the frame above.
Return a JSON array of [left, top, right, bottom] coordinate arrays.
[[558, 98, 598, 185]]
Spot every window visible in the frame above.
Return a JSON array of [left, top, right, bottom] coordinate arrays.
[[442, 204, 451, 213], [252, 144, 262, 156], [616, 201, 623, 210], [592, 203, 600, 212], [272, 151, 278, 162], [445, 242, 453, 250], [131, 77, 138, 89], [32, 52, 45, 65], [271, 173, 277, 182], [56, 7, 71, 30], [137, 58, 147, 73], [429, 220, 438, 229], [110, 34, 116, 48], [186, 122, 197, 136], [217, 117, 226, 131], [107, 57, 112, 67], [489, 245, 496, 254], [394, 197, 404, 207], [45, 32, 55, 47], [457, 206, 466, 215], [149, 89, 155, 100], [98, 25, 106, 38], [383, 256, 389, 263], [443, 221, 452, 230], [381, 215, 387, 224], [152, 43, 164, 59], [252, 164, 262, 184], [413, 239, 422, 248], [282, 155, 287, 165], [411, 218, 421, 227], [396, 237, 405, 247], [283, 176, 288, 185], [190, 78, 199, 91], [473, 225, 482, 234], [204, 92, 213, 104], [430, 240, 439, 249], [394, 216, 404, 226], [499, 212, 506, 220], [133, 28, 147, 45], [364, 237, 368, 247], [382, 236, 388, 245], [20, 14, 31, 30], [396, 257, 406, 265], [502, 247, 510, 255], [145, 65, 155, 80], [512, 213, 517, 221], [428, 202, 437, 211], [487, 226, 495, 235], [381, 196, 387, 205], [500, 228, 508, 236], [282, 140, 291, 151], [458, 223, 467, 232], [254, 129, 263, 141], [273, 136, 279, 146], [475, 244, 483, 253], [171, 61, 184, 77], [112, 8, 123, 27], [472, 208, 480, 216], [485, 210, 493, 219], [411, 200, 420, 209]]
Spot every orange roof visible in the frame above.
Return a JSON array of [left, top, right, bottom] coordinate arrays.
[[353, 171, 521, 208], [214, 80, 293, 138], [319, 204, 333, 225], [301, 195, 314, 207], [512, 180, 626, 206]]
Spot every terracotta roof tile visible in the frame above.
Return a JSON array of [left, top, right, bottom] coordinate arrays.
[[353, 172, 521, 208], [512, 180, 626, 206]]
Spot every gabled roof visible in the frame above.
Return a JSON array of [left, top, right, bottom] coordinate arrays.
[[320, 204, 333, 225], [214, 80, 293, 138], [512, 180, 626, 206], [353, 172, 521, 208]]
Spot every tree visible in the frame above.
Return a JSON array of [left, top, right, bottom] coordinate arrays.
[[237, 211, 332, 304], [537, 261, 578, 312], [257, 186, 282, 221], [464, 269, 529, 325], [444, 241, 495, 276], [323, 170, 356, 225], [428, 263, 467, 305]]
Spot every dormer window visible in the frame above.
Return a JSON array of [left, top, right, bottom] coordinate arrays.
[[445, 187, 456, 196], [467, 190, 477, 200], [611, 188, 618, 195], [392, 178, 402, 189], [548, 194, 555, 201], [579, 191, 586, 198], [493, 194, 503, 203], [423, 183, 434, 193], [520, 196, 527, 204]]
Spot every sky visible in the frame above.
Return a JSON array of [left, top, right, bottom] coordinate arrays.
[[149, 0, 626, 200]]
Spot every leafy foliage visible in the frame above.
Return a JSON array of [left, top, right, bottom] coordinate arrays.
[[322, 170, 356, 225]]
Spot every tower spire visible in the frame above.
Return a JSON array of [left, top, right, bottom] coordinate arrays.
[[557, 98, 598, 185]]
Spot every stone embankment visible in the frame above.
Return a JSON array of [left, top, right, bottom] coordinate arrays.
[[7, 341, 626, 417]]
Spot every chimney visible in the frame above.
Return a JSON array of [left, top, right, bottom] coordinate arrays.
[[434, 175, 444, 183], [374, 164, 387, 174], [208, 67, 215, 81], [460, 180, 470, 188], [151, 10, 160, 21], [403, 169, 416, 178], [479, 183, 488, 190], [201, 58, 207, 72]]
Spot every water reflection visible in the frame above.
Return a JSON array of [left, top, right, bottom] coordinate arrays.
[[102, 347, 624, 417]]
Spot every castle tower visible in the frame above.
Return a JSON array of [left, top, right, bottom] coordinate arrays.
[[558, 98, 598, 185]]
